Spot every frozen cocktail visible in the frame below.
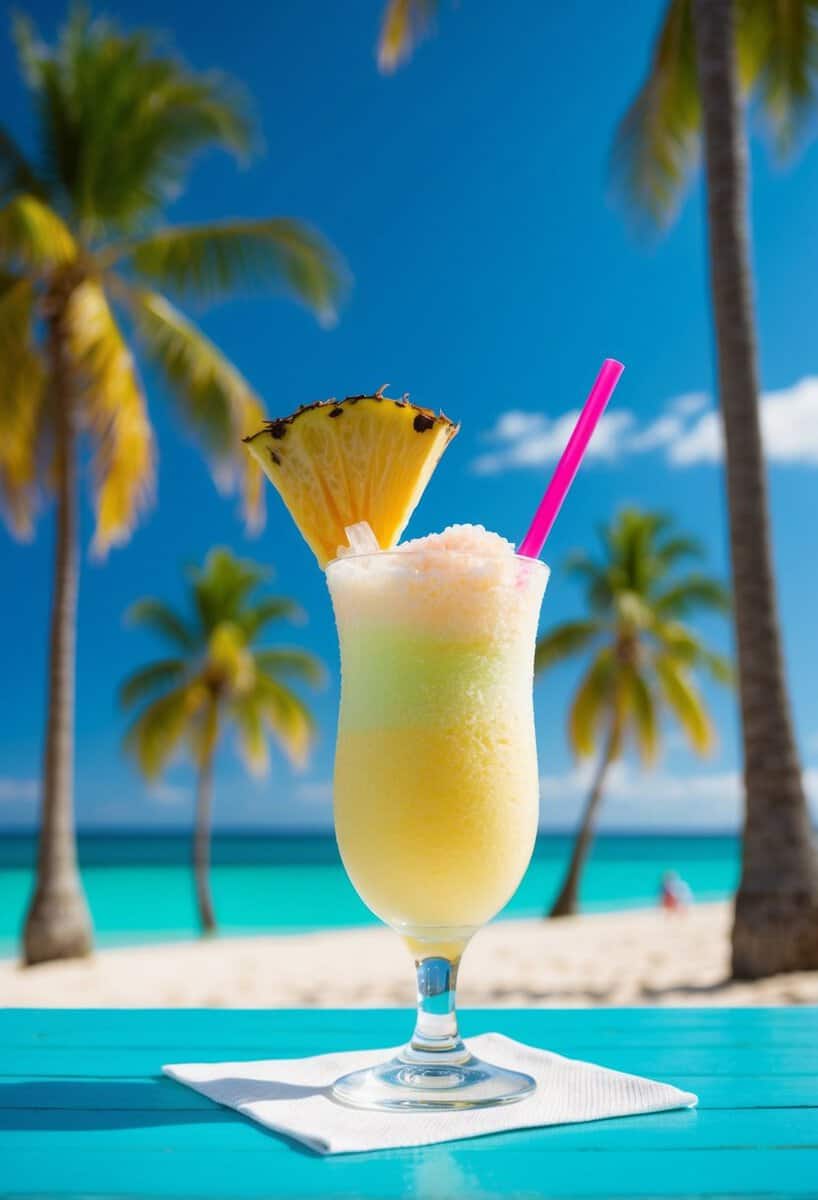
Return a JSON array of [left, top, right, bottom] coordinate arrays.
[[330, 527, 547, 946], [245, 387, 564, 1110]]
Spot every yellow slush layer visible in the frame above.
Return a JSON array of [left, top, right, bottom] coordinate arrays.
[[334, 716, 539, 932]]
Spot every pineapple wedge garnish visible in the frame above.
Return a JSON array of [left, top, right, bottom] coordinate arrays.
[[243, 388, 459, 567]]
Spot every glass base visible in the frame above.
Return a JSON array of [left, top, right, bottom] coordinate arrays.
[[332, 1048, 536, 1111]]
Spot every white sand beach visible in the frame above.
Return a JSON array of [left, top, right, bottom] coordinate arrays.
[[3, 901, 818, 1008]]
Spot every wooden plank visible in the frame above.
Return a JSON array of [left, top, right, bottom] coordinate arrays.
[[2, 1145, 818, 1198], [0, 1071, 814, 1110], [3, 1007, 815, 1047], [1, 1071, 815, 1111], [4, 1010, 815, 1075], [0, 1077, 216, 1111], [1, 1105, 817, 1150], [2, 1043, 813, 1078]]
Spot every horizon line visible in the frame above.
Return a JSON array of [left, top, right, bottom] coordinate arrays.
[[0, 825, 749, 838]]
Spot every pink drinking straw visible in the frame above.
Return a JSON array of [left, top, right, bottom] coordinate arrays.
[[517, 358, 625, 559]]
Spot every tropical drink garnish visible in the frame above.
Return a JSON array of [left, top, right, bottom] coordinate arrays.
[[243, 387, 458, 566]]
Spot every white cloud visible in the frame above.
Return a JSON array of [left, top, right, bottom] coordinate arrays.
[[669, 410, 722, 464], [474, 376, 818, 474], [671, 392, 709, 416], [626, 413, 685, 452], [491, 411, 549, 441], [473, 410, 636, 475], [0, 777, 37, 803], [539, 762, 818, 832], [757, 378, 818, 463], [148, 782, 189, 807]]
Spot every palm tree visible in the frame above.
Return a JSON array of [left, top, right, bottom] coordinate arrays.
[[377, 0, 438, 72], [0, 9, 344, 965], [375, 0, 818, 979], [536, 509, 731, 918], [613, 0, 818, 978], [121, 547, 323, 934]]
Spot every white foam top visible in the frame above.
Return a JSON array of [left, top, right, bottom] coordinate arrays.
[[395, 523, 517, 561], [328, 524, 548, 639]]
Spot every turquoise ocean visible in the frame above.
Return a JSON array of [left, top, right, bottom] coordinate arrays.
[[0, 832, 740, 956]]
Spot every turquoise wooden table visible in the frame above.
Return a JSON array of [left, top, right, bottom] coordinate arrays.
[[2, 1008, 816, 1199]]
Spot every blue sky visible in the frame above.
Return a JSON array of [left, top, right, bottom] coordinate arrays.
[[1, 0, 817, 833]]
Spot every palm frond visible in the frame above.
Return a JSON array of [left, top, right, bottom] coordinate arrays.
[[11, 11, 50, 83], [701, 648, 735, 686], [378, 0, 438, 73], [187, 693, 220, 768], [0, 273, 37, 377], [622, 666, 659, 764], [255, 647, 325, 687], [126, 286, 266, 527], [231, 694, 269, 776], [253, 670, 315, 767], [0, 124, 43, 203], [568, 648, 615, 759], [126, 597, 199, 651], [207, 622, 255, 694], [65, 280, 154, 553], [124, 681, 205, 778], [238, 596, 302, 642], [534, 619, 602, 674], [114, 219, 346, 324], [565, 551, 613, 613], [16, 8, 252, 230], [0, 275, 45, 536], [119, 658, 186, 710], [654, 532, 703, 567], [0, 193, 75, 272], [610, 0, 700, 226], [654, 573, 731, 616], [614, 590, 656, 630], [654, 618, 734, 685], [738, 0, 818, 154], [655, 653, 714, 754], [653, 618, 704, 663], [189, 547, 268, 633], [613, 508, 672, 596]]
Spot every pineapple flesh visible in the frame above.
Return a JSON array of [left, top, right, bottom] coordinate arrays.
[[244, 389, 459, 567]]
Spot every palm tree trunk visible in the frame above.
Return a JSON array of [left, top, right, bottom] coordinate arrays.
[[22, 295, 93, 966], [193, 754, 217, 934], [693, 0, 818, 978], [548, 728, 616, 918]]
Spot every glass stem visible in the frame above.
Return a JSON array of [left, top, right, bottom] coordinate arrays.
[[405, 954, 469, 1062]]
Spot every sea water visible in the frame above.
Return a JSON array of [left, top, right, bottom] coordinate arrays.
[[0, 831, 740, 955]]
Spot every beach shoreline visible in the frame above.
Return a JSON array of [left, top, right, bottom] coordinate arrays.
[[3, 901, 818, 1008]]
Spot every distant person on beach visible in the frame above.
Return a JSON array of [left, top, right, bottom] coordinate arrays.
[[660, 871, 693, 913]]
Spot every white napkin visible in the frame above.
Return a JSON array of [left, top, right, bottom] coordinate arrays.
[[164, 1033, 697, 1155]]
